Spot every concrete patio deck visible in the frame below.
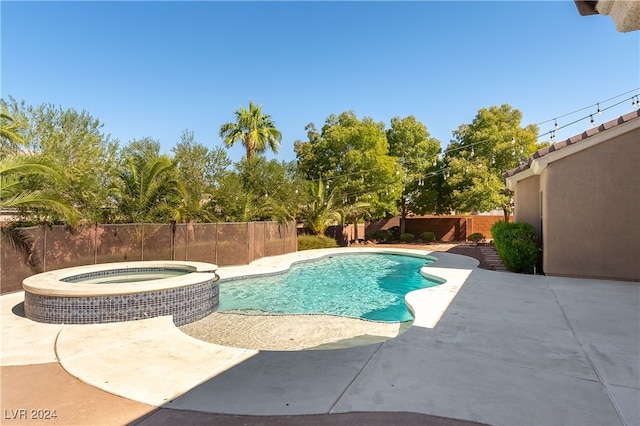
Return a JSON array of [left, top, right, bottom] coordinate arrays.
[[1, 249, 638, 425]]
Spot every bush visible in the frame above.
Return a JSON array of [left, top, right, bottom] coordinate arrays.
[[297, 235, 338, 251], [399, 233, 415, 243], [387, 226, 400, 239], [467, 232, 486, 244], [366, 229, 392, 243], [420, 231, 436, 243], [491, 221, 539, 273]]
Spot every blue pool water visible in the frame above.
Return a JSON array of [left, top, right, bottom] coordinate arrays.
[[218, 253, 441, 322]]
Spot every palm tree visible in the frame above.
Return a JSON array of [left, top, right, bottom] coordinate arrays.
[[0, 156, 78, 223], [110, 155, 186, 223], [298, 178, 342, 236], [219, 101, 282, 159], [0, 113, 25, 146], [1, 155, 79, 268]]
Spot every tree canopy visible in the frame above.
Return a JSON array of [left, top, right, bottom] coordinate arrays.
[[1, 98, 119, 223], [386, 115, 443, 231], [295, 111, 401, 222], [2, 97, 552, 234], [443, 104, 541, 220]]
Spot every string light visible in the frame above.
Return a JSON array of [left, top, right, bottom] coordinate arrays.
[[298, 89, 638, 201], [539, 89, 638, 140], [536, 88, 637, 127]]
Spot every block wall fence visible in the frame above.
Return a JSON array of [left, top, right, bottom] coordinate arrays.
[[366, 215, 511, 242]]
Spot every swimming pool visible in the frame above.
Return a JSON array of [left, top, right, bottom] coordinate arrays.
[[218, 253, 441, 322]]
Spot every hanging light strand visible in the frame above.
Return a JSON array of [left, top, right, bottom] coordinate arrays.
[[538, 94, 637, 140], [535, 88, 638, 127]]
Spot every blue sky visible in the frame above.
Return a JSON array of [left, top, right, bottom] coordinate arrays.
[[2, 1, 639, 162]]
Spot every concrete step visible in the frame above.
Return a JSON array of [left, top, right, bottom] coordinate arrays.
[[476, 246, 508, 272]]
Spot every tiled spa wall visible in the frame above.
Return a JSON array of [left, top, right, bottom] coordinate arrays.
[[24, 278, 219, 326]]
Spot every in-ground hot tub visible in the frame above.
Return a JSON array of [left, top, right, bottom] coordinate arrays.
[[22, 261, 219, 326]]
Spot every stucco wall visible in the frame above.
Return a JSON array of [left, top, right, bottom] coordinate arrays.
[[514, 175, 541, 240], [542, 130, 640, 280]]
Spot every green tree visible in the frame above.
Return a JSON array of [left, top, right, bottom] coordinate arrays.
[[0, 155, 78, 224], [120, 137, 161, 163], [387, 115, 442, 233], [111, 150, 186, 223], [219, 101, 282, 159], [0, 155, 78, 267], [1, 99, 119, 223], [171, 130, 232, 223], [1, 99, 29, 158], [444, 105, 541, 220], [210, 157, 298, 223], [0, 112, 27, 158], [294, 111, 401, 225], [298, 178, 341, 236]]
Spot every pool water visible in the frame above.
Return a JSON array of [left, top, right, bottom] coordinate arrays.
[[218, 253, 440, 322]]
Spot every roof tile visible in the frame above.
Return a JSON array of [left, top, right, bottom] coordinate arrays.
[[504, 109, 640, 179]]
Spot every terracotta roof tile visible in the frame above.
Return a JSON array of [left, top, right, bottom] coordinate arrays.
[[504, 109, 640, 178]]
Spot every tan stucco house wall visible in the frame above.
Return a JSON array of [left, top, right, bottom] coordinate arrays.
[[506, 110, 640, 281]]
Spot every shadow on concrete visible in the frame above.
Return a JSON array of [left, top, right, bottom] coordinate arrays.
[[11, 301, 25, 318], [121, 252, 640, 426], [130, 409, 488, 426]]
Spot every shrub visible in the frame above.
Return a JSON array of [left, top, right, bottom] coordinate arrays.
[[366, 229, 392, 243], [387, 226, 400, 239], [297, 235, 338, 251], [399, 233, 415, 243], [490, 221, 539, 273], [420, 231, 436, 243], [467, 232, 486, 244]]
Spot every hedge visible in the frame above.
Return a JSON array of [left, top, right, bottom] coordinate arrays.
[[490, 221, 540, 274], [297, 235, 339, 250]]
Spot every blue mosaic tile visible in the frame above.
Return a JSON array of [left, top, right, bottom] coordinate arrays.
[[24, 276, 219, 326]]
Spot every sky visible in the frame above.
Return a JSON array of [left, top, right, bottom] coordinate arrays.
[[2, 1, 639, 163]]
